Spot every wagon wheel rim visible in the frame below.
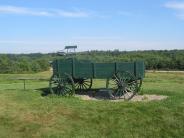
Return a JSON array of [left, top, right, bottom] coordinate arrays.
[[74, 78, 92, 92], [49, 74, 75, 96], [110, 71, 138, 100]]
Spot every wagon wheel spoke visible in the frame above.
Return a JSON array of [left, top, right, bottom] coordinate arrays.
[[75, 83, 80, 89], [83, 82, 91, 87], [125, 87, 134, 94], [79, 85, 82, 91], [77, 84, 80, 91], [84, 80, 91, 83], [83, 84, 88, 89], [74, 78, 92, 92], [81, 84, 85, 90], [80, 84, 85, 91], [75, 82, 80, 87], [128, 80, 136, 85]]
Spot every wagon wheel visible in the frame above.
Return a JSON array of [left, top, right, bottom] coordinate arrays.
[[107, 71, 138, 100], [73, 78, 93, 92], [49, 74, 75, 96]]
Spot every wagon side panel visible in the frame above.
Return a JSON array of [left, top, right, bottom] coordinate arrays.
[[58, 59, 73, 76], [94, 63, 115, 78], [74, 60, 93, 78], [52, 60, 58, 75], [117, 62, 135, 74], [135, 61, 145, 79]]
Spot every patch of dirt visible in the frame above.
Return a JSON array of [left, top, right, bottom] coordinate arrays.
[[75, 95, 98, 101], [130, 94, 168, 102], [75, 94, 168, 102]]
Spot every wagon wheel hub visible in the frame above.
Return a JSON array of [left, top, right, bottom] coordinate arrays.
[[117, 81, 126, 90], [78, 79, 85, 84]]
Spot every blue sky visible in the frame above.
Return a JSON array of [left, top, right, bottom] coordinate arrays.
[[0, 0, 184, 53]]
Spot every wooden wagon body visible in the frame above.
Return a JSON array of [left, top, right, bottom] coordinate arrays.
[[50, 58, 145, 100]]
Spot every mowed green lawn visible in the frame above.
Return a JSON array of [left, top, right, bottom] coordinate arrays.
[[0, 71, 184, 138]]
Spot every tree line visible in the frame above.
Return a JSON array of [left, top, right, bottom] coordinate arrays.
[[0, 54, 51, 73], [77, 50, 184, 70], [0, 50, 184, 73]]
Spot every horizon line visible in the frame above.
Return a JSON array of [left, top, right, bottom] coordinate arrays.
[[0, 49, 183, 54]]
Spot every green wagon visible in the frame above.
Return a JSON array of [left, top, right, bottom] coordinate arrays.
[[49, 58, 145, 100]]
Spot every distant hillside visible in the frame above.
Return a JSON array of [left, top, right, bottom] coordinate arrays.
[[0, 50, 184, 73]]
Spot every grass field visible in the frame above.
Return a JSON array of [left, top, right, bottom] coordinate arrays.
[[0, 71, 184, 138]]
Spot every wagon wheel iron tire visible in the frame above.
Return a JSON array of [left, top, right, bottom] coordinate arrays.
[[73, 78, 93, 93], [49, 74, 75, 96], [107, 71, 138, 100]]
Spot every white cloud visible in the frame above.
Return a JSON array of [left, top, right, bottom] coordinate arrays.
[[55, 10, 89, 17], [0, 5, 90, 18], [164, 1, 184, 20], [164, 1, 184, 10]]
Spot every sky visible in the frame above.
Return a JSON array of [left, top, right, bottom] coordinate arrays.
[[0, 0, 184, 53]]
